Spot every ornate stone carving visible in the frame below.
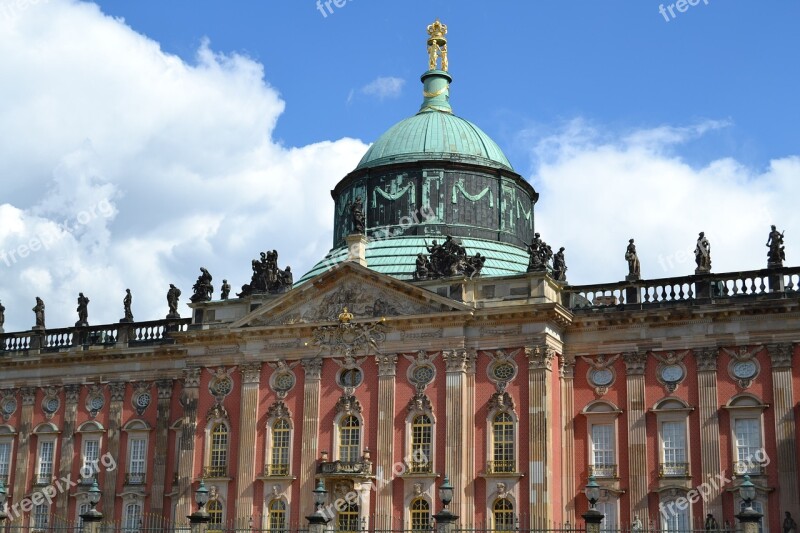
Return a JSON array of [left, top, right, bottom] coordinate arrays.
[[190, 267, 214, 303], [302, 357, 323, 380], [183, 367, 202, 388], [442, 349, 468, 372], [526, 345, 555, 371], [41, 387, 60, 419], [625, 239, 641, 280], [0, 389, 17, 421], [376, 354, 398, 377], [75, 292, 90, 327], [208, 367, 235, 402], [312, 309, 387, 357], [267, 400, 291, 420], [695, 348, 719, 372], [415, 235, 485, 280], [552, 247, 567, 282], [767, 343, 793, 369], [206, 402, 229, 422], [694, 231, 712, 274], [487, 349, 520, 391], [268, 360, 299, 398], [526, 232, 553, 273], [85, 384, 106, 418], [64, 384, 81, 403], [240, 363, 262, 385], [166, 284, 181, 319], [721, 345, 761, 388], [559, 354, 576, 379], [131, 382, 152, 415], [466, 348, 478, 375], [156, 379, 174, 400], [109, 382, 127, 402], [581, 354, 620, 395], [405, 351, 437, 390], [335, 393, 362, 416], [488, 391, 516, 414], [623, 351, 647, 376], [766, 225, 785, 268], [407, 392, 433, 414]]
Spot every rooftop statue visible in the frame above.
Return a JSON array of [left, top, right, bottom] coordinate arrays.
[[0, 300, 5, 333], [626, 238, 641, 280], [75, 292, 90, 326], [552, 247, 567, 282], [426, 19, 448, 71], [121, 289, 133, 323], [348, 196, 366, 235], [220, 279, 231, 300], [190, 267, 214, 303], [415, 235, 484, 280], [766, 225, 785, 268], [166, 284, 181, 318], [32, 296, 45, 330], [526, 232, 554, 273], [694, 231, 712, 274], [237, 250, 293, 297]]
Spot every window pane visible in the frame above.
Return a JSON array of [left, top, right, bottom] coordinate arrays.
[[271, 419, 291, 469], [661, 421, 687, 463], [411, 415, 432, 471], [38, 441, 55, 481], [339, 416, 361, 462], [591, 424, 614, 466], [735, 418, 761, 463], [0, 442, 10, 479], [493, 498, 515, 531], [410, 498, 430, 531], [268, 499, 287, 531], [129, 439, 147, 474], [492, 413, 515, 473]]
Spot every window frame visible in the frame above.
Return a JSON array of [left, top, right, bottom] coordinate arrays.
[[406, 410, 435, 474], [724, 395, 768, 476], [486, 407, 519, 475], [265, 417, 293, 477], [334, 414, 362, 463], [651, 398, 693, 478], [204, 420, 230, 478]]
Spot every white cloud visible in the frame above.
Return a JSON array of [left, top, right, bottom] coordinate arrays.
[[526, 119, 800, 285], [361, 76, 405, 100], [0, 0, 367, 331]]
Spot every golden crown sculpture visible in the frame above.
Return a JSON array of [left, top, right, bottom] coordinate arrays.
[[427, 19, 447, 45], [426, 19, 449, 71], [338, 307, 354, 324]]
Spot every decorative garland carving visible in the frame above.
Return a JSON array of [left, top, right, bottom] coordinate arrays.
[[334, 393, 362, 416]]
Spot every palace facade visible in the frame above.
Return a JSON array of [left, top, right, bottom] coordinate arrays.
[[1, 20, 799, 533]]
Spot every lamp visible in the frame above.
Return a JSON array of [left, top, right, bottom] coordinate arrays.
[[584, 475, 600, 510], [312, 479, 328, 511], [735, 475, 762, 533], [306, 479, 331, 533], [188, 480, 212, 530], [581, 476, 604, 533], [739, 475, 755, 509], [432, 475, 459, 533], [80, 481, 104, 532], [195, 480, 209, 512]]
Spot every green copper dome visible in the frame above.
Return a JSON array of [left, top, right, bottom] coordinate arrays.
[[355, 71, 514, 172]]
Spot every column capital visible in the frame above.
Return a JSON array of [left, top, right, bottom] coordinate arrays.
[[695, 347, 719, 372], [21, 387, 37, 405], [623, 351, 647, 376], [767, 343, 794, 369], [156, 379, 174, 400], [109, 382, 126, 402], [240, 362, 262, 384], [183, 367, 202, 387], [376, 354, 398, 377], [64, 384, 81, 403], [559, 354, 576, 379], [302, 357, 323, 380], [442, 349, 468, 373], [526, 345, 555, 371]]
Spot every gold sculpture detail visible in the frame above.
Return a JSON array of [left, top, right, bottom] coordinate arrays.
[[427, 19, 448, 71], [338, 307, 354, 324]]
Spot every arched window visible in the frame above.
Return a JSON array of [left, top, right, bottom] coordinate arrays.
[[339, 415, 361, 463], [661, 495, 690, 532], [337, 500, 359, 532], [207, 500, 224, 531], [267, 499, 287, 532], [208, 423, 228, 477], [410, 497, 430, 531], [491, 412, 515, 473], [270, 419, 291, 476], [493, 498, 515, 531], [410, 414, 432, 473], [123, 502, 142, 532]]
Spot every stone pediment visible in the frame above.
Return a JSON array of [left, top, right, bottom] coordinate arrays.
[[231, 262, 471, 328]]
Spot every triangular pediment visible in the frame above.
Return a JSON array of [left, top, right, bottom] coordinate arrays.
[[231, 262, 471, 328]]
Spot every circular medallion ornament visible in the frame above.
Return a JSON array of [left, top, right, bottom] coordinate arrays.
[[338, 368, 363, 388], [274, 372, 296, 392], [412, 365, 435, 386], [732, 360, 757, 379], [590, 368, 614, 387], [211, 376, 233, 397], [492, 362, 516, 382], [89, 396, 104, 411], [661, 364, 684, 383], [44, 397, 60, 414], [135, 392, 151, 409], [1, 397, 17, 416]]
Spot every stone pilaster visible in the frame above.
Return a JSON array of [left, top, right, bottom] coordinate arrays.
[[11, 387, 36, 526], [526, 345, 555, 530], [559, 355, 576, 525], [464, 350, 477, 525], [102, 382, 126, 521], [374, 354, 397, 531], [150, 379, 173, 516], [695, 348, 723, 520], [176, 368, 201, 525], [442, 349, 468, 521], [767, 343, 800, 518], [234, 363, 262, 525], [56, 384, 81, 516], [623, 351, 648, 525], [299, 358, 323, 515]]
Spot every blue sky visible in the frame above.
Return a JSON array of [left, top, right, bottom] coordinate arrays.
[[0, 0, 798, 330], [93, 0, 800, 171]]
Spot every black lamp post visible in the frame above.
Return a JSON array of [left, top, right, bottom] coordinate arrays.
[[582, 476, 604, 533], [0, 479, 8, 523], [188, 480, 211, 533], [433, 475, 459, 533], [736, 475, 762, 533], [306, 479, 331, 533], [79, 481, 103, 533]]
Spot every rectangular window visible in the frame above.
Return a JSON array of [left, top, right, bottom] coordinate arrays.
[[128, 438, 147, 484], [597, 500, 618, 533], [662, 500, 690, 532], [82, 439, 99, 477], [0, 441, 11, 483], [33, 503, 49, 530], [735, 418, 762, 474], [661, 421, 687, 476], [270, 420, 290, 475], [37, 441, 55, 484], [591, 424, 615, 474]]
